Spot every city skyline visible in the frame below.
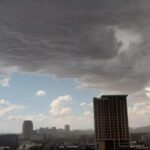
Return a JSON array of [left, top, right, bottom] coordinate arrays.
[[0, 0, 149, 132]]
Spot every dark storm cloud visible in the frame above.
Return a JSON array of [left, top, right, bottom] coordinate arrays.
[[0, 0, 149, 94]]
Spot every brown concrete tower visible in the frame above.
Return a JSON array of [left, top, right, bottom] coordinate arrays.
[[93, 95, 129, 150]]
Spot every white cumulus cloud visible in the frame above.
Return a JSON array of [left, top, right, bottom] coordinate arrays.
[[80, 102, 93, 108], [0, 78, 10, 87], [49, 95, 72, 117], [0, 99, 25, 117], [80, 102, 86, 106], [0, 99, 10, 105], [36, 90, 47, 96]]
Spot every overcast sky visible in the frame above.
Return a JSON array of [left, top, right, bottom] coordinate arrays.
[[0, 0, 149, 132]]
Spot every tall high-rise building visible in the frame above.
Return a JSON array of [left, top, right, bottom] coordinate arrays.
[[93, 95, 129, 150], [22, 120, 33, 139]]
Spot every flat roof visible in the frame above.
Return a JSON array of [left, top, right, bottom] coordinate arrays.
[[93, 95, 128, 100], [101, 95, 128, 97]]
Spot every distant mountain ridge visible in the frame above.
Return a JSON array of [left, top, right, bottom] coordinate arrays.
[[130, 125, 150, 133]]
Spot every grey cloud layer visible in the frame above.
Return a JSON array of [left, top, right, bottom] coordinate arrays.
[[0, 0, 149, 94]]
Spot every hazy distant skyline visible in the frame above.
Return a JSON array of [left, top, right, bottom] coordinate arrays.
[[0, 0, 149, 132]]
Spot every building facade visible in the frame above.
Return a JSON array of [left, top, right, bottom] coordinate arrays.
[[93, 95, 129, 150]]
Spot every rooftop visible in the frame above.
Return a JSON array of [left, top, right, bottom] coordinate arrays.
[[93, 95, 128, 100]]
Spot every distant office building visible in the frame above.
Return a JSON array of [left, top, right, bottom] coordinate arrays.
[[22, 120, 33, 139], [65, 125, 70, 133], [141, 135, 150, 145], [93, 95, 129, 150], [0, 134, 19, 148]]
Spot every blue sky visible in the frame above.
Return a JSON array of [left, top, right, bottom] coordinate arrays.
[[0, 72, 99, 132], [9, 72, 98, 113]]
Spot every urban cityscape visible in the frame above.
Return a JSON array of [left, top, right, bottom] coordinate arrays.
[[0, 95, 150, 150], [0, 0, 150, 150]]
